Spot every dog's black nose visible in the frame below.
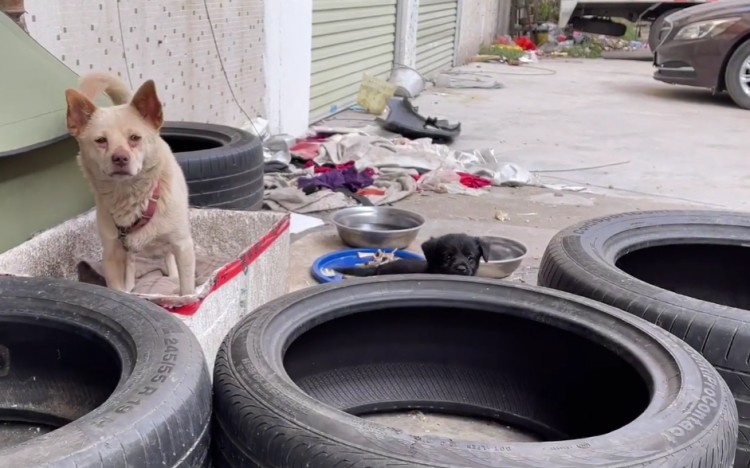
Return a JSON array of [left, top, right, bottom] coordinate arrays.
[[112, 153, 129, 167], [455, 264, 468, 273]]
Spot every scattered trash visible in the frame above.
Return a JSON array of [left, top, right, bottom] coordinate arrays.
[[418, 167, 488, 196], [242, 117, 269, 141], [289, 213, 325, 235], [470, 54, 505, 63], [375, 97, 461, 143], [540, 32, 647, 60], [495, 211, 510, 222], [514, 36, 537, 51], [263, 134, 295, 165], [290, 139, 326, 160], [479, 43, 525, 62], [519, 51, 539, 63], [298, 166, 374, 194], [541, 184, 592, 193], [357, 74, 397, 115], [448, 149, 540, 187], [457, 172, 492, 189], [388, 65, 426, 99]]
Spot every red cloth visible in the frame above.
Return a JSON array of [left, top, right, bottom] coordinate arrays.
[[305, 161, 376, 178], [457, 172, 491, 189], [514, 36, 537, 51]]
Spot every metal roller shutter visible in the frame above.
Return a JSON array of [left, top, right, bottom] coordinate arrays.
[[416, 0, 458, 78], [310, 0, 397, 121]]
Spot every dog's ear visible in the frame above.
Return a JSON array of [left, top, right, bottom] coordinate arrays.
[[65, 89, 97, 137], [476, 237, 491, 263], [131, 80, 164, 129], [420, 237, 440, 263]]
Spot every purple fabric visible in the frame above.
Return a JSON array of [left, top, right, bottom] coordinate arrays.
[[298, 167, 374, 192]]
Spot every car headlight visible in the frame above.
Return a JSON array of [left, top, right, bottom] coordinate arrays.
[[674, 18, 739, 40]]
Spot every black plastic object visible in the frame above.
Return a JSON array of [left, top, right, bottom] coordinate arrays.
[[161, 121, 264, 211], [376, 97, 461, 143], [0, 276, 211, 467], [212, 275, 736, 467], [538, 210, 750, 466]]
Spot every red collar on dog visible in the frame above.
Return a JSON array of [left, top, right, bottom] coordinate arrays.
[[116, 182, 161, 241]]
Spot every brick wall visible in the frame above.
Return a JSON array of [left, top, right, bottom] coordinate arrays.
[[24, 0, 266, 127]]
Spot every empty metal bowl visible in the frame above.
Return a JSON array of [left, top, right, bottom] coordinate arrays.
[[331, 206, 425, 249], [477, 236, 528, 279]]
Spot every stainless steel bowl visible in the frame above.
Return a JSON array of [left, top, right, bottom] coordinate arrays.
[[477, 236, 528, 279], [331, 206, 425, 249]]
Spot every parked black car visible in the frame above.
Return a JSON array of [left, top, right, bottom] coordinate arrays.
[[653, 0, 750, 109]]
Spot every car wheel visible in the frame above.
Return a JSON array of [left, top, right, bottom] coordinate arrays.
[[725, 40, 750, 110], [213, 275, 737, 467], [0, 276, 212, 467], [537, 210, 750, 466], [648, 10, 678, 52], [162, 122, 264, 211], [570, 17, 627, 37]]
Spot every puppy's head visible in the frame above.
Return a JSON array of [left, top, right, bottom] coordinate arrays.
[[421, 234, 490, 276], [65, 80, 164, 180]]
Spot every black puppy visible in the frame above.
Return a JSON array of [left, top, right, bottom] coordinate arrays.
[[339, 233, 490, 277]]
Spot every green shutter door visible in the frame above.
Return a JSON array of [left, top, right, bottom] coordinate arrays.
[[416, 0, 458, 78], [310, 0, 397, 122]]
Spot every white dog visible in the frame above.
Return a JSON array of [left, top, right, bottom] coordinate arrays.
[[65, 72, 195, 295]]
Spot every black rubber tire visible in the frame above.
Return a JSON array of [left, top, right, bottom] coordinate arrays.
[[537, 210, 750, 466], [570, 17, 627, 37], [213, 275, 737, 467], [648, 10, 678, 52], [162, 121, 264, 211], [725, 40, 750, 110], [0, 276, 211, 467]]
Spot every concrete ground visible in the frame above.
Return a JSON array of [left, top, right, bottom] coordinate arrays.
[[290, 58, 746, 292], [285, 58, 745, 438]]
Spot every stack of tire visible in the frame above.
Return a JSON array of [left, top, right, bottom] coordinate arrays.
[[2, 209, 744, 467], [161, 122, 264, 211], [210, 276, 738, 467], [538, 210, 750, 467], [0, 277, 212, 467]]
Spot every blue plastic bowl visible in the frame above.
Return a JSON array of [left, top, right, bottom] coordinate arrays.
[[311, 248, 424, 284]]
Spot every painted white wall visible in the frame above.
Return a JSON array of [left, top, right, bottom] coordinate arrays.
[[264, 0, 312, 136], [455, 0, 502, 65]]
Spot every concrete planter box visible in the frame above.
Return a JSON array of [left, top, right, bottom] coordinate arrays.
[[0, 208, 290, 372]]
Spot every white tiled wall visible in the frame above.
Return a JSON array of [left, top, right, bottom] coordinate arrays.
[[25, 0, 266, 128]]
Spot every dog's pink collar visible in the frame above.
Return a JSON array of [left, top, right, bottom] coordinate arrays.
[[116, 182, 161, 242]]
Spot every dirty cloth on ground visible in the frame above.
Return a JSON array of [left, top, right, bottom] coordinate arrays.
[[76, 252, 232, 296], [298, 166, 374, 193], [316, 133, 451, 171], [263, 169, 417, 213], [457, 172, 492, 189], [312, 132, 530, 186]]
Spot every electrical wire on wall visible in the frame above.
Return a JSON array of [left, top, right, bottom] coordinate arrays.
[[115, 0, 134, 89], [201, 0, 261, 137]]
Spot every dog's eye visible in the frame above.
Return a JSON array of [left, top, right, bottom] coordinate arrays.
[[129, 134, 142, 142], [94, 137, 107, 144]]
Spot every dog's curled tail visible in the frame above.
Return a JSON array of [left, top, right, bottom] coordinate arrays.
[[78, 72, 132, 105]]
